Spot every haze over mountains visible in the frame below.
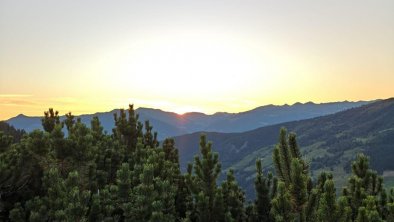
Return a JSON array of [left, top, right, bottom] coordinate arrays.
[[173, 98, 394, 198], [6, 101, 370, 140], [2, 98, 394, 199]]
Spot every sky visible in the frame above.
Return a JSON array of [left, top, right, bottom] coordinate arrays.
[[0, 0, 393, 120]]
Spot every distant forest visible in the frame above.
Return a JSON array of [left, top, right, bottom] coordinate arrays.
[[1, 105, 394, 221]]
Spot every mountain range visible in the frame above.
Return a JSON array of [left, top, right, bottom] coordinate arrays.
[[6, 101, 370, 140], [173, 98, 394, 198], [3, 98, 393, 199]]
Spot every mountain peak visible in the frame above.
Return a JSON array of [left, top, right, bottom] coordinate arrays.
[[180, 112, 206, 117]]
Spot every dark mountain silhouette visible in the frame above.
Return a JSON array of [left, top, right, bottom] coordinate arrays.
[[6, 101, 369, 140]]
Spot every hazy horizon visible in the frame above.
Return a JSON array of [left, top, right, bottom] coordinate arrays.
[[2, 98, 383, 121], [1, 0, 393, 120]]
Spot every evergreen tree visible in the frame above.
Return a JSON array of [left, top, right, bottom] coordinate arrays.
[[356, 196, 382, 222], [41, 108, 61, 133], [4, 106, 394, 222], [0, 131, 13, 153], [114, 162, 133, 220], [162, 138, 191, 221], [187, 134, 222, 222], [317, 179, 338, 222], [337, 196, 352, 222], [23, 168, 90, 221], [387, 202, 394, 222], [272, 128, 309, 220], [221, 169, 246, 221], [253, 159, 276, 222], [64, 112, 75, 132], [270, 181, 294, 222], [88, 193, 103, 222], [162, 138, 180, 167], [9, 202, 25, 222], [117, 162, 132, 203], [63, 172, 90, 221], [132, 162, 156, 220], [0, 121, 25, 143], [113, 104, 140, 154], [304, 188, 319, 221], [343, 154, 384, 220], [91, 116, 104, 141], [143, 120, 159, 148], [128, 141, 178, 221], [289, 158, 307, 218]]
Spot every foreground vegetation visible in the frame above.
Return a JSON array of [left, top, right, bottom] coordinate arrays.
[[1, 105, 394, 221]]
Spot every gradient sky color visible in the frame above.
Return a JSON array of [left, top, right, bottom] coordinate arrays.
[[1, 0, 393, 120]]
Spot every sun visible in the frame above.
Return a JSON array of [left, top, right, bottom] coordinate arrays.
[[106, 32, 272, 103]]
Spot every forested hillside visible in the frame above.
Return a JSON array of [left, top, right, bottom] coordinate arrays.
[[0, 122, 25, 143], [174, 98, 394, 197], [1, 104, 394, 221]]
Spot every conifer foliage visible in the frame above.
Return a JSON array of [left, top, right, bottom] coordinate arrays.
[[0, 106, 393, 221]]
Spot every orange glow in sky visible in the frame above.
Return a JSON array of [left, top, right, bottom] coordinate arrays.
[[1, 0, 393, 120]]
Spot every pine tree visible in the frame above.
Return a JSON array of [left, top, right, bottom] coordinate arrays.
[[343, 154, 384, 220], [9, 202, 25, 222], [273, 128, 292, 184], [289, 158, 307, 218], [378, 189, 389, 220], [26, 168, 90, 221], [64, 112, 75, 133], [357, 207, 368, 222], [270, 181, 294, 222], [91, 116, 104, 141], [143, 120, 159, 148], [95, 135, 124, 186], [304, 188, 319, 221], [213, 187, 226, 221], [317, 179, 338, 222], [113, 104, 140, 154], [272, 128, 309, 220], [132, 163, 156, 220], [253, 159, 276, 222], [187, 134, 222, 222], [387, 202, 394, 222], [337, 196, 352, 222], [67, 120, 95, 162], [162, 138, 180, 167], [0, 131, 13, 152], [128, 144, 178, 221], [221, 169, 245, 221], [117, 163, 132, 203], [356, 196, 382, 222], [25, 197, 48, 221], [50, 123, 71, 175], [41, 108, 61, 133], [115, 162, 134, 221], [88, 193, 103, 222], [63, 171, 90, 221], [162, 138, 191, 221], [5, 105, 394, 222]]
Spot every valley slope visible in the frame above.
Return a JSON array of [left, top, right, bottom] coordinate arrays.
[[174, 98, 394, 198]]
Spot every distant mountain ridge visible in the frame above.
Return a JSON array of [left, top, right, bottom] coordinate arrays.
[[6, 100, 371, 140], [173, 98, 394, 198]]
